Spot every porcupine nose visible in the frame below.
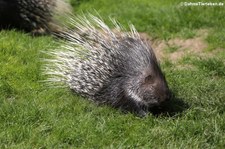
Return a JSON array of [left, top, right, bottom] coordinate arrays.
[[160, 89, 171, 103]]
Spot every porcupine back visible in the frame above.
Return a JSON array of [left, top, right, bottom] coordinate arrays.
[[43, 15, 171, 116], [0, 0, 71, 34]]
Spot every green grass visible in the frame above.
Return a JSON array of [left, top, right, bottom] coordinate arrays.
[[72, 0, 225, 40], [164, 45, 181, 53], [0, 0, 225, 148]]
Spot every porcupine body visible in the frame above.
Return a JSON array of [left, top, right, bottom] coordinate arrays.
[[0, 0, 71, 35], [44, 15, 171, 117]]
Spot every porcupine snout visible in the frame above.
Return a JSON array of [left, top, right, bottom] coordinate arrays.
[[156, 80, 171, 104], [139, 62, 171, 109]]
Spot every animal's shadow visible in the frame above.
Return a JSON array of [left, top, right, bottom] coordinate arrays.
[[149, 96, 189, 117]]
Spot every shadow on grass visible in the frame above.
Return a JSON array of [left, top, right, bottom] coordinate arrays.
[[149, 96, 189, 117]]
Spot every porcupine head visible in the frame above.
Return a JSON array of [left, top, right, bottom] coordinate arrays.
[[44, 15, 171, 117]]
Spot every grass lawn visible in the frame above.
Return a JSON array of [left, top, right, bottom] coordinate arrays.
[[0, 0, 225, 148]]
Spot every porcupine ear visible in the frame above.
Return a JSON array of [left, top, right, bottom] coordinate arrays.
[[145, 74, 153, 84]]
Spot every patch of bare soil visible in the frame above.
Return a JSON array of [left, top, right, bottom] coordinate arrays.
[[139, 29, 210, 62]]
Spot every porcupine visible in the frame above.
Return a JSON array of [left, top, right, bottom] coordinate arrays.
[[43, 15, 171, 117], [0, 0, 71, 35]]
